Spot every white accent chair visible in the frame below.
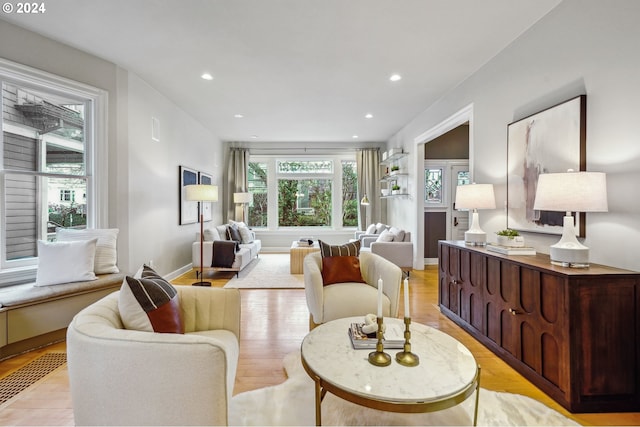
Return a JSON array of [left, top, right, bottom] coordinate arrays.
[[303, 251, 402, 329], [67, 286, 240, 426]]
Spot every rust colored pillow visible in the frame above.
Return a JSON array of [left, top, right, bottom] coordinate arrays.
[[321, 255, 366, 286]]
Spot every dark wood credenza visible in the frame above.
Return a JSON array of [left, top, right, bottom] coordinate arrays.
[[438, 240, 640, 413]]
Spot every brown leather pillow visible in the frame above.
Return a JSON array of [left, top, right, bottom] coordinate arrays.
[[321, 255, 366, 286]]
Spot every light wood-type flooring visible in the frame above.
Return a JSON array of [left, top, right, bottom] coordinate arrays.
[[1, 264, 639, 425]]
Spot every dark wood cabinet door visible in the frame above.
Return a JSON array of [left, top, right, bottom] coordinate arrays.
[[574, 279, 637, 399], [459, 250, 485, 334], [517, 270, 567, 393], [439, 245, 461, 315]]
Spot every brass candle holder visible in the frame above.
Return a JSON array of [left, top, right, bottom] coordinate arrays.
[[368, 316, 391, 366], [395, 317, 420, 367]]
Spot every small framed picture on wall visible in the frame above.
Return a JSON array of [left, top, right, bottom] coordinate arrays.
[[179, 165, 198, 225]]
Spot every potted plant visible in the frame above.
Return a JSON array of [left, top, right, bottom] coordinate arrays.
[[496, 229, 525, 247], [391, 184, 401, 195], [390, 165, 400, 175]]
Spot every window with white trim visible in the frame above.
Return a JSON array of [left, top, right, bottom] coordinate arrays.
[[0, 59, 105, 284], [247, 155, 357, 230]]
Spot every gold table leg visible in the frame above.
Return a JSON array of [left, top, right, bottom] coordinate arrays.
[[473, 366, 481, 426], [315, 380, 322, 426]]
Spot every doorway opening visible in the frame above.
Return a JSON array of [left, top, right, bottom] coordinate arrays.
[[422, 124, 470, 264]]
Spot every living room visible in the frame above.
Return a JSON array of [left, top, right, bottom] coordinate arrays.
[[1, 0, 640, 425]]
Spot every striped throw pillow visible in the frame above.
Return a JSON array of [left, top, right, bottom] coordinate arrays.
[[118, 265, 184, 334], [319, 240, 361, 257], [56, 228, 119, 274]]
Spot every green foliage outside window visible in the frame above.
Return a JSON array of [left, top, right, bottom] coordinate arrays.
[[342, 161, 358, 227]]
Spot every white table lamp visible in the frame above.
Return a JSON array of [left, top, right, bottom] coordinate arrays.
[[186, 184, 219, 286], [533, 171, 607, 268], [455, 183, 496, 246]]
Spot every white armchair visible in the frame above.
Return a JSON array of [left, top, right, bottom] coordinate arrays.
[[67, 286, 241, 426], [304, 251, 402, 329]]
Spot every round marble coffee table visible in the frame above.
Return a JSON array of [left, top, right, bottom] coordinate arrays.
[[301, 317, 480, 426]]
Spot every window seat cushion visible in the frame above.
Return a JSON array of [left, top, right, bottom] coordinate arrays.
[[0, 273, 124, 308]]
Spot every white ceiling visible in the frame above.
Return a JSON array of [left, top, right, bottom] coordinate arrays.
[[1, 0, 561, 143]]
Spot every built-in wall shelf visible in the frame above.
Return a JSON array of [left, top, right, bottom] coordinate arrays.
[[379, 151, 408, 200], [380, 150, 408, 165]]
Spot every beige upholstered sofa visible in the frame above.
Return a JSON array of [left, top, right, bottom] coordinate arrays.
[[192, 223, 261, 277], [360, 227, 413, 276], [304, 251, 402, 328], [67, 286, 240, 426]]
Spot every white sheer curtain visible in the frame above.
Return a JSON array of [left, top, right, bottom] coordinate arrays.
[[225, 148, 248, 223], [356, 148, 380, 230]]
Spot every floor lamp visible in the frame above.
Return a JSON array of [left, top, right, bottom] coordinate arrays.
[[185, 184, 218, 286], [233, 192, 252, 223]]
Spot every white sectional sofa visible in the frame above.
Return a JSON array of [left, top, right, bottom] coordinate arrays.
[[192, 222, 261, 277]]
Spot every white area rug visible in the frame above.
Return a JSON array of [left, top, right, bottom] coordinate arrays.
[[229, 352, 580, 426], [224, 253, 304, 289]]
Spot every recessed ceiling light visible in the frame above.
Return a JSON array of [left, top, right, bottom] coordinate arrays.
[[352, 135, 359, 139], [365, 113, 373, 119], [234, 114, 244, 118], [389, 74, 402, 82], [250, 135, 258, 139], [201, 73, 214, 80]]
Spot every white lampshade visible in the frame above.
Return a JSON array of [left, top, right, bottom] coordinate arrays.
[[455, 183, 496, 246], [233, 192, 252, 204], [185, 184, 218, 202], [455, 183, 496, 210], [533, 171, 608, 213], [533, 171, 608, 268]]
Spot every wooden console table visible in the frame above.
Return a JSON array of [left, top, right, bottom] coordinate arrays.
[[438, 240, 640, 413]]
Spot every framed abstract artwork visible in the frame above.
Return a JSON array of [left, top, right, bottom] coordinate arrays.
[[179, 165, 198, 225], [507, 95, 586, 236], [198, 171, 213, 222]]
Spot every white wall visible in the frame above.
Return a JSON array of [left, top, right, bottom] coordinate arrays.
[[122, 73, 223, 276], [387, 0, 640, 271]]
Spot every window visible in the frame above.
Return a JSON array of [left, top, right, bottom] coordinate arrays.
[[247, 162, 267, 227], [425, 168, 443, 204], [342, 160, 357, 227], [0, 59, 106, 282], [248, 155, 357, 230]]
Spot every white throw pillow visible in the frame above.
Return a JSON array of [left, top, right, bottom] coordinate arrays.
[[35, 239, 98, 286], [365, 224, 377, 235], [56, 228, 119, 274], [203, 228, 221, 241], [389, 227, 406, 242], [375, 223, 387, 234], [376, 229, 395, 242]]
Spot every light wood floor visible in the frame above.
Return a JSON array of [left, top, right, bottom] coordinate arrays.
[[1, 265, 639, 425]]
